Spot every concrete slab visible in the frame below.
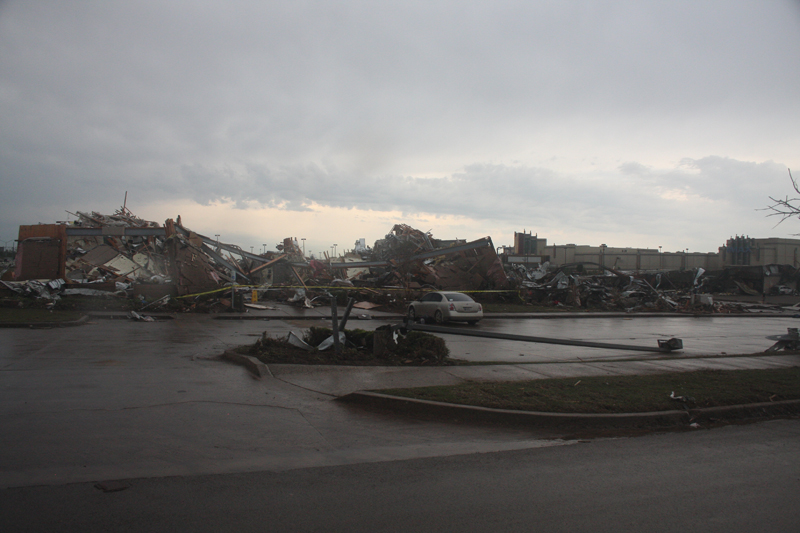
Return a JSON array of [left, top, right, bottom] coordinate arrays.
[[578, 361, 666, 376], [619, 360, 690, 374], [647, 357, 744, 372], [706, 356, 779, 370], [510, 362, 626, 379], [444, 364, 548, 382], [754, 355, 800, 368], [268, 364, 464, 396]]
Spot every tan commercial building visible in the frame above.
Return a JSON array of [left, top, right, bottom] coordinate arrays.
[[541, 244, 721, 272], [721, 236, 800, 267], [505, 232, 800, 273]]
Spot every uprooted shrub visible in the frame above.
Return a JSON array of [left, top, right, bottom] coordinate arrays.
[[304, 326, 374, 349], [373, 325, 450, 365], [383, 329, 450, 365], [242, 330, 371, 364], [240, 326, 450, 366]]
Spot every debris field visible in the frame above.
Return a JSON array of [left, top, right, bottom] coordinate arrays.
[[2, 206, 798, 317]]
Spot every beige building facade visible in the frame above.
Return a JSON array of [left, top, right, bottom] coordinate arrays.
[[541, 244, 721, 272], [721, 236, 800, 268], [507, 233, 800, 272]]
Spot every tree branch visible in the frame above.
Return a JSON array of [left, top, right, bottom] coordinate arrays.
[[762, 169, 799, 226]]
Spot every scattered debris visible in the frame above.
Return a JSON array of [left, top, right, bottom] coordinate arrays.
[[242, 326, 451, 366], [670, 391, 695, 403], [285, 331, 314, 351], [317, 332, 347, 351], [504, 260, 800, 315], [128, 310, 154, 322], [244, 303, 276, 310], [353, 301, 381, 310], [8, 208, 800, 317]]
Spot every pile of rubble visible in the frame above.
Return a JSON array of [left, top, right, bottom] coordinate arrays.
[[3, 211, 512, 313], [351, 225, 509, 291], [66, 210, 169, 286], [4, 207, 292, 312], [507, 261, 799, 314], [5, 206, 797, 316], [372, 224, 437, 260]]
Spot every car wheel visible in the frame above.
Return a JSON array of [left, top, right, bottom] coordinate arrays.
[[434, 310, 444, 324], [467, 320, 478, 325], [407, 306, 416, 322]]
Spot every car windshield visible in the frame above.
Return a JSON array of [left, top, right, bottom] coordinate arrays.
[[445, 293, 473, 302]]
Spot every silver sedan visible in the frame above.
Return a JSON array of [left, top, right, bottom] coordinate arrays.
[[407, 291, 483, 325]]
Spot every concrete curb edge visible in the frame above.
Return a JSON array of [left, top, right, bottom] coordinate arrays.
[[212, 311, 794, 321], [337, 391, 800, 429], [222, 349, 272, 378]]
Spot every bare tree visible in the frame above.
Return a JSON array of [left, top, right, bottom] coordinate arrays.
[[765, 169, 800, 226]]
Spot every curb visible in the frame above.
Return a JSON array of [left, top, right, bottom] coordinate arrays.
[[0, 315, 90, 329], [221, 349, 272, 377], [337, 391, 800, 430], [213, 314, 404, 321], [687, 399, 800, 423], [484, 312, 796, 319], [85, 312, 175, 320], [211, 311, 793, 321], [217, 350, 800, 429]]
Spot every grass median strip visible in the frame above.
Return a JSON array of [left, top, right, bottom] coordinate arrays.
[[377, 367, 800, 414]]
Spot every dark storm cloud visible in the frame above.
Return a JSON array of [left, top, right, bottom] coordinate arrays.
[[1, 1, 799, 249]]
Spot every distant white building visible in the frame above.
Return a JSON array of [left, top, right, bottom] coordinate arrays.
[[353, 238, 369, 254]]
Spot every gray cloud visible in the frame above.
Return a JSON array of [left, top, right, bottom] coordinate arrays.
[[1, 1, 799, 251]]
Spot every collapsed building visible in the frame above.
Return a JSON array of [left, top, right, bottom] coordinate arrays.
[[4, 209, 800, 315], [349, 224, 508, 290], [3, 209, 509, 311], [499, 231, 800, 312]]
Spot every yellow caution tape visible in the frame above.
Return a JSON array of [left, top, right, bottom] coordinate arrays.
[[176, 284, 520, 299]]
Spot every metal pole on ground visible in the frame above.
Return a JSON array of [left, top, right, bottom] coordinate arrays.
[[401, 322, 682, 353], [339, 297, 356, 331], [331, 298, 341, 353]]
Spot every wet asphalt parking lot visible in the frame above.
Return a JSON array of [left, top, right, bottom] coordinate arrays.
[[1, 311, 798, 489]]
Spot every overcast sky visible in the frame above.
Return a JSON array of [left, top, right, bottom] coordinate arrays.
[[2, 1, 799, 256]]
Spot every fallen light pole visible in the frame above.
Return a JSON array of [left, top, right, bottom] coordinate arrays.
[[397, 321, 683, 353], [331, 298, 341, 353]]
